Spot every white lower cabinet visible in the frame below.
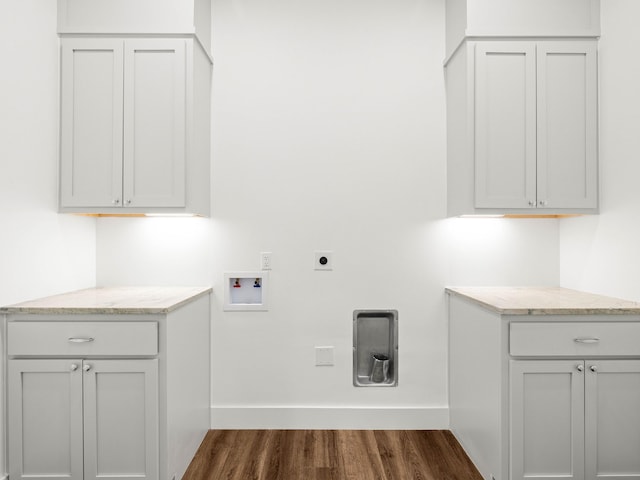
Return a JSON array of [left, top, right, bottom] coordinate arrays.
[[511, 359, 640, 480], [510, 360, 585, 480], [83, 360, 158, 480], [8, 359, 158, 480], [585, 360, 640, 480], [448, 291, 640, 480], [3, 289, 211, 480]]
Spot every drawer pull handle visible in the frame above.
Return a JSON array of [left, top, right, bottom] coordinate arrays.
[[574, 337, 600, 344], [68, 337, 95, 343]]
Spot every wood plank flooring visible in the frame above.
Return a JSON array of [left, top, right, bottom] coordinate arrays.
[[182, 430, 483, 480]]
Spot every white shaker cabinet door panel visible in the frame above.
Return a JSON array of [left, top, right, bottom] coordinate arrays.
[[60, 38, 124, 208], [58, 36, 209, 215], [510, 360, 585, 480], [123, 39, 186, 208], [8, 359, 159, 480], [474, 42, 537, 209], [537, 42, 598, 209], [83, 359, 159, 480], [585, 360, 640, 480], [8, 359, 84, 480], [453, 40, 599, 215]]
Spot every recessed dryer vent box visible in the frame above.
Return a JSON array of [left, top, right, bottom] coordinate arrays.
[[353, 310, 398, 387], [223, 272, 269, 311]]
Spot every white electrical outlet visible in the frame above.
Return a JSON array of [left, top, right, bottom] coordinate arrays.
[[314, 251, 333, 270], [260, 252, 272, 270], [315, 346, 334, 366]]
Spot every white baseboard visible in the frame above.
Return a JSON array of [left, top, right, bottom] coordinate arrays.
[[211, 406, 449, 430]]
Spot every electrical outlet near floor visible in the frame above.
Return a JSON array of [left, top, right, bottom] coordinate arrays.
[[315, 346, 334, 366]]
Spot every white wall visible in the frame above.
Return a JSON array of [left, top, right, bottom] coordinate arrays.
[[0, 0, 96, 473], [95, 0, 560, 428], [96, 217, 214, 286], [209, 0, 450, 425], [0, 1, 96, 308], [559, 0, 640, 302]]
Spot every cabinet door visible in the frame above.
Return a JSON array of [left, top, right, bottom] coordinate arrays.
[[123, 39, 186, 208], [585, 360, 640, 479], [8, 359, 84, 480], [537, 41, 598, 209], [510, 360, 585, 480], [82, 359, 159, 480], [474, 42, 537, 209], [60, 38, 124, 208]]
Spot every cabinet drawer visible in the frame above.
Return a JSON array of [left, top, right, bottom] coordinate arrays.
[[510, 322, 640, 357], [7, 322, 158, 356]]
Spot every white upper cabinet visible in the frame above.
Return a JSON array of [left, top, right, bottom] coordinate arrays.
[[471, 40, 598, 212], [59, 37, 211, 215], [59, 38, 124, 210], [58, 0, 211, 56], [57, 0, 211, 216], [474, 42, 537, 210], [446, 0, 600, 59], [123, 39, 187, 209], [536, 42, 598, 210], [445, 0, 600, 216], [60, 38, 187, 210]]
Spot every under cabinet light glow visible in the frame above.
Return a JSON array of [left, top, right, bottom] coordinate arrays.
[[144, 213, 197, 218]]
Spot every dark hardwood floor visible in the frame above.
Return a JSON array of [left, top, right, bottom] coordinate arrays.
[[182, 430, 483, 480]]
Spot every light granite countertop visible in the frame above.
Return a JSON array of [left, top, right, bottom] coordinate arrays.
[[446, 286, 640, 315], [0, 286, 212, 315]]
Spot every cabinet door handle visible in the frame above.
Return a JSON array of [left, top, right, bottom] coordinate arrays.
[[83, 364, 92, 372], [68, 337, 94, 343], [528, 200, 537, 207], [590, 365, 598, 372], [576, 364, 584, 372], [70, 363, 79, 371], [574, 337, 600, 344]]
